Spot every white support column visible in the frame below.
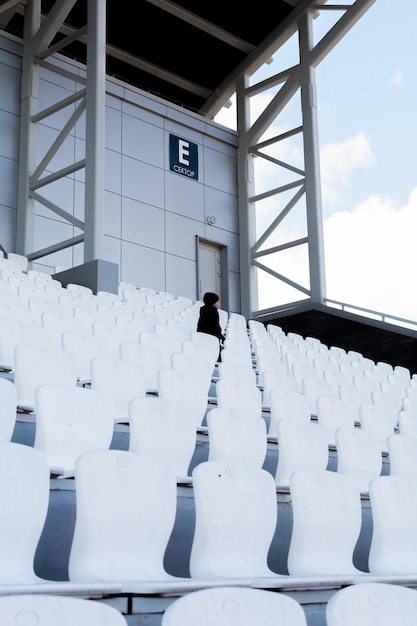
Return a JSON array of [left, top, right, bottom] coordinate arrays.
[[16, 0, 40, 255], [84, 0, 106, 262], [299, 11, 326, 305], [236, 74, 258, 319]]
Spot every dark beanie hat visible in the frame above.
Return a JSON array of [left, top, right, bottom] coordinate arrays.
[[203, 292, 219, 306]]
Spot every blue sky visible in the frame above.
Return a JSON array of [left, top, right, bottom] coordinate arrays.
[[214, 0, 417, 323]]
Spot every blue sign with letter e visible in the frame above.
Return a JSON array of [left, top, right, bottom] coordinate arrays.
[[169, 134, 198, 181]]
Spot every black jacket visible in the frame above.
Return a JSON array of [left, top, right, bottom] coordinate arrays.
[[196, 304, 225, 342]]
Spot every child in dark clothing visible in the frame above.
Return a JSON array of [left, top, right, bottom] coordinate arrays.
[[196, 292, 225, 361]]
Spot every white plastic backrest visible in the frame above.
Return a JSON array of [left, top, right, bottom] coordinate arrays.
[[66, 283, 93, 295], [268, 387, 311, 438], [215, 378, 262, 417], [181, 339, 217, 372], [206, 407, 267, 468], [368, 475, 417, 575], [119, 342, 163, 393], [14, 343, 78, 412], [128, 396, 197, 477], [7, 252, 28, 272], [217, 361, 257, 386], [158, 368, 208, 428], [189, 461, 278, 579], [221, 347, 253, 368], [358, 404, 395, 453], [68, 449, 177, 582], [259, 368, 298, 408], [162, 586, 307, 626], [316, 396, 356, 447], [41, 311, 84, 349], [92, 322, 131, 359], [335, 427, 382, 493], [90, 356, 146, 423], [115, 315, 150, 340], [326, 582, 417, 626], [371, 390, 401, 426], [381, 379, 408, 401], [61, 331, 111, 383], [0, 441, 50, 583], [34, 385, 115, 477], [27, 295, 64, 325], [171, 351, 213, 393], [338, 383, 372, 421], [0, 319, 51, 371], [0, 594, 128, 626], [0, 301, 33, 323], [139, 332, 175, 369], [387, 434, 417, 478], [301, 377, 338, 416], [0, 377, 17, 441], [287, 469, 363, 576], [398, 409, 417, 438], [275, 419, 328, 487], [190, 331, 220, 364], [0, 287, 19, 305]]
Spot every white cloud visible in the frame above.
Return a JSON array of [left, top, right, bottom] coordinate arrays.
[[324, 187, 417, 320], [320, 133, 375, 205]]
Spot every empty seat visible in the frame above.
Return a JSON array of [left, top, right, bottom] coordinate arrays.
[[69, 449, 235, 594], [128, 396, 197, 479], [287, 469, 363, 576], [326, 582, 417, 626], [215, 378, 262, 418], [316, 396, 357, 447], [14, 343, 78, 412], [189, 461, 278, 580], [119, 341, 163, 394], [0, 377, 17, 441], [275, 419, 329, 488], [368, 475, 417, 575], [162, 585, 307, 626], [0, 318, 51, 371], [358, 404, 395, 453], [0, 594, 128, 626], [61, 331, 111, 384], [206, 407, 267, 468], [34, 385, 115, 477], [0, 441, 50, 584], [90, 356, 147, 423], [335, 427, 383, 493], [387, 434, 417, 478], [7, 252, 28, 271], [158, 367, 209, 428], [268, 387, 311, 439]]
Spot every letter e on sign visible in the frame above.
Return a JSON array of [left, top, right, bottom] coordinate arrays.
[[169, 134, 198, 181]]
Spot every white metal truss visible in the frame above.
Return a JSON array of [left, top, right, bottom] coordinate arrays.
[[233, 0, 376, 319], [14, 0, 106, 265]]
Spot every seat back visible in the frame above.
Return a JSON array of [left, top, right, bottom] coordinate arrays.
[[189, 461, 277, 578], [129, 396, 197, 477], [358, 404, 395, 453], [326, 582, 417, 626], [119, 341, 163, 393], [0, 317, 49, 371], [275, 419, 329, 487], [158, 367, 209, 428], [335, 427, 382, 493], [206, 407, 267, 468], [0, 377, 17, 441], [388, 433, 417, 478], [34, 385, 115, 477], [287, 469, 363, 576], [90, 356, 147, 423], [162, 586, 307, 626], [61, 331, 111, 383], [268, 387, 311, 438], [68, 450, 177, 581], [14, 343, 78, 412], [0, 593, 128, 625], [368, 475, 417, 574], [0, 441, 50, 583], [92, 322, 131, 359], [316, 396, 357, 446], [215, 378, 262, 417]]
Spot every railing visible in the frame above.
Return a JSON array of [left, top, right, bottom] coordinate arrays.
[[323, 298, 417, 332]]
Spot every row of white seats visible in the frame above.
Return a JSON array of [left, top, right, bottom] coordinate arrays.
[[0, 581, 414, 626]]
